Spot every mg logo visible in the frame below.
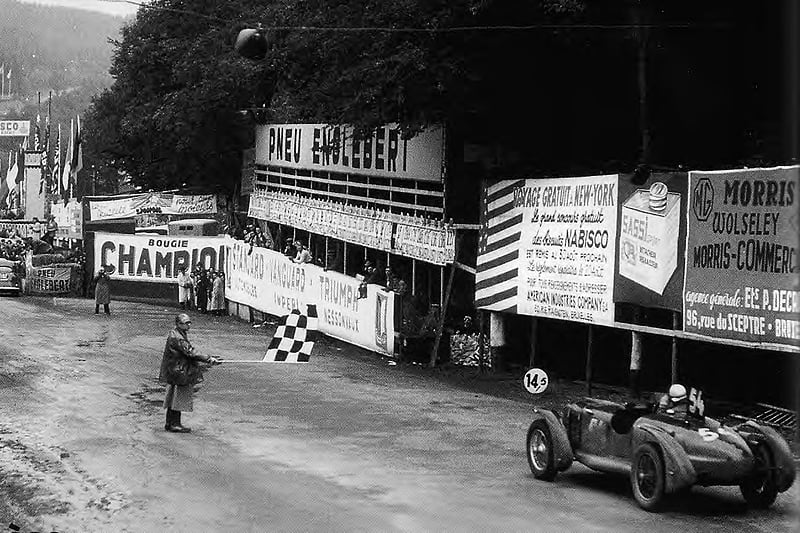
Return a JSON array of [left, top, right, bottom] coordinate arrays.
[[692, 177, 714, 221]]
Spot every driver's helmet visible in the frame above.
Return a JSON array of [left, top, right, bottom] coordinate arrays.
[[668, 384, 688, 403]]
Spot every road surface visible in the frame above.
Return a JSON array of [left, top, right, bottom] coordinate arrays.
[[0, 296, 797, 532]]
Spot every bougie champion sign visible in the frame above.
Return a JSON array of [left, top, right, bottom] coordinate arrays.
[[94, 233, 225, 283]]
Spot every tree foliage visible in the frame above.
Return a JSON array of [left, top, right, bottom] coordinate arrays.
[[87, 0, 792, 195]]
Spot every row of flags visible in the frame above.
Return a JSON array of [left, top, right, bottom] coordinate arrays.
[[0, 112, 83, 209], [0, 63, 13, 99]]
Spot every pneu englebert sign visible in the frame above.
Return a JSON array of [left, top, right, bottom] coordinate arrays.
[[683, 166, 799, 347], [255, 123, 445, 182]]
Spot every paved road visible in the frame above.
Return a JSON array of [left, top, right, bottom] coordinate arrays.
[[0, 296, 797, 532]]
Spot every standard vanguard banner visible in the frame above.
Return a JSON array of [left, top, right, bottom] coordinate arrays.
[[224, 238, 395, 355], [93, 233, 226, 283], [683, 166, 799, 347]]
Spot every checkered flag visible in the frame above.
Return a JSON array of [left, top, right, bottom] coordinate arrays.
[[263, 304, 318, 363]]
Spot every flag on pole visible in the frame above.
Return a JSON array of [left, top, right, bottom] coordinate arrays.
[[0, 152, 10, 208], [51, 124, 61, 195], [263, 305, 318, 362], [5, 150, 19, 209], [34, 113, 41, 151], [71, 115, 83, 198], [61, 119, 73, 203]]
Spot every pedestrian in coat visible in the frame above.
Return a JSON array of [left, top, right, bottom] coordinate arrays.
[[194, 269, 210, 313], [177, 266, 192, 309], [93, 267, 111, 314], [158, 313, 221, 432], [210, 271, 225, 315]]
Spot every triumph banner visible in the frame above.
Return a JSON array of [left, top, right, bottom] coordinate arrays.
[[256, 123, 445, 182], [225, 238, 395, 355], [93, 233, 226, 283], [684, 166, 799, 348]]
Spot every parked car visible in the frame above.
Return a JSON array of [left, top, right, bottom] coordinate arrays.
[[0, 258, 22, 296], [525, 391, 796, 511]]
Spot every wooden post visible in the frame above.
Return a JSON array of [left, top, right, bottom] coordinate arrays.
[[529, 318, 538, 368], [671, 311, 679, 383], [411, 259, 416, 296], [585, 325, 594, 396], [429, 234, 460, 368]]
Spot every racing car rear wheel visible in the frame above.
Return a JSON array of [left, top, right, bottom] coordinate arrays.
[[631, 443, 665, 512], [740, 443, 779, 508], [526, 420, 557, 481]]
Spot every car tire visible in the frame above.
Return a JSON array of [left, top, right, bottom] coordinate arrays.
[[631, 443, 666, 512], [526, 420, 557, 481], [740, 443, 779, 508]]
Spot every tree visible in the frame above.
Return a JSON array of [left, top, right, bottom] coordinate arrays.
[[87, 0, 793, 196]]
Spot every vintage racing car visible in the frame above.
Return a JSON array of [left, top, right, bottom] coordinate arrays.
[[0, 257, 22, 296], [525, 391, 796, 511]]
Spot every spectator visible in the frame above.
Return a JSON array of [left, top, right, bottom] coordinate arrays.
[[43, 215, 58, 246], [292, 241, 313, 264], [31, 217, 43, 241], [210, 271, 225, 316], [93, 267, 112, 315], [384, 267, 408, 296], [194, 268, 210, 313], [282, 238, 297, 259], [177, 266, 193, 310]]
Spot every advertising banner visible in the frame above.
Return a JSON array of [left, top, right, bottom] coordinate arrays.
[[476, 175, 618, 323], [26, 265, 75, 294], [614, 173, 687, 311], [89, 193, 218, 221], [93, 232, 226, 283], [683, 166, 799, 347], [50, 199, 83, 239], [225, 238, 395, 355], [0, 121, 30, 137], [394, 221, 456, 265], [256, 123, 445, 182], [0, 220, 35, 239], [517, 175, 618, 324], [247, 192, 269, 220]]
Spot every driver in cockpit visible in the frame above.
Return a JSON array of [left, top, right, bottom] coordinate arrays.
[[658, 384, 689, 416]]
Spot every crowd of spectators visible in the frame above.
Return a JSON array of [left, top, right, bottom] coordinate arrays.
[[179, 263, 227, 316]]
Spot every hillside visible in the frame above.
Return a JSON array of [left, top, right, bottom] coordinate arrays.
[[0, 0, 127, 170]]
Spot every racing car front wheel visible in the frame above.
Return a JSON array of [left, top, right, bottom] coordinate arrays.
[[631, 443, 665, 512], [526, 420, 557, 481], [740, 443, 779, 508]]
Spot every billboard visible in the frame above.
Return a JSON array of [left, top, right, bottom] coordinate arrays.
[[683, 166, 799, 348], [476, 175, 619, 324], [225, 238, 396, 355], [93, 232, 226, 283], [255, 123, 445, 182]]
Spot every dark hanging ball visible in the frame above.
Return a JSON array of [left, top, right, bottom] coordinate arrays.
[[235, 28, 269, 60]]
